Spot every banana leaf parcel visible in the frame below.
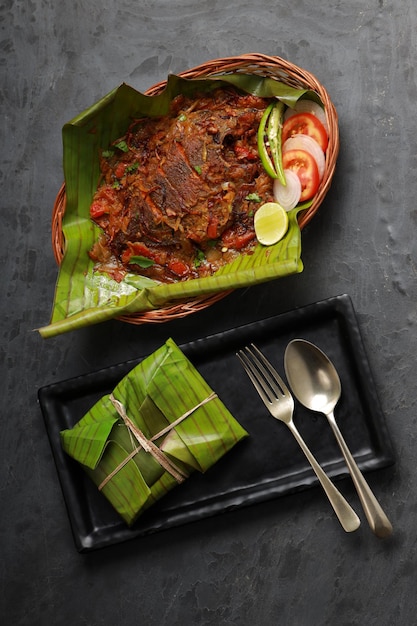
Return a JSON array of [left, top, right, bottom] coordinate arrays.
[[60, 338, 248, 526], [39, 74, 317, 338]]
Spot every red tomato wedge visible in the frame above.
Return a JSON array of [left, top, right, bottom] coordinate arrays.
[[282, 112, 328, 152], [282, 149, 320, 201]]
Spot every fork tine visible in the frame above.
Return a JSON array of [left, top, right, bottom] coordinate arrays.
[[244, 345, 286, 398], [237, 345, 286, 404], [237, 349, 273, 405], [247, 343, 290, 395]]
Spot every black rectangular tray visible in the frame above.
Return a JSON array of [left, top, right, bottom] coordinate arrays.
[[38, 294, 394, 552]]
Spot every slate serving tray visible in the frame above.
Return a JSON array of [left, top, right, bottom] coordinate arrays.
[[38, 294, 394, 552]]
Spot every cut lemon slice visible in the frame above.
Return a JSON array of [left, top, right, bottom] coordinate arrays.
[[254, 202, 289, 246]]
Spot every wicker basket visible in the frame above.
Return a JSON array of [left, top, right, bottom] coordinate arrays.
[[52, 52, 339, 325]]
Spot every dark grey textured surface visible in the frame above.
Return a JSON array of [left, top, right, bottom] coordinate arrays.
[[1, 1, 416, 624]]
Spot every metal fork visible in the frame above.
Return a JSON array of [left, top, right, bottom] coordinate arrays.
[[237, 344, 361, 533]]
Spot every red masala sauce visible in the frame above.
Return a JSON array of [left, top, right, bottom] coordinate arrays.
[[89, 88, 275, 283]]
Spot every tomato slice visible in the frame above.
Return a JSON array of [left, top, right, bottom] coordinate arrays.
[[282, 112, 328, 152], [282, 149, 320, 201], [283, 134, 325, 181], [284, 99, 329, 136]]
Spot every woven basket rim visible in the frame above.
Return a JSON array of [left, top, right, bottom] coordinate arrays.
[[52, 53, 339, 326]]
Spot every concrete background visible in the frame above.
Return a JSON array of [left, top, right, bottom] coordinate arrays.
[[2, 1, 416, 624]]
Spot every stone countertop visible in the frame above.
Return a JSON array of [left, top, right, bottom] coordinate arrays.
[[2, 1, 416, 624]]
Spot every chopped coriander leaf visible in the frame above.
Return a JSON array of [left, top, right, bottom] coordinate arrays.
[[178, 113, 187, 122], [245, 192, 262, 202], [128, 255, 155, 268], [114, 140, 129, 153], [194, 165, 202, 175], [194, 249, 206, 267], [102, 149, 115, 158], [126, 162, 139, 173]]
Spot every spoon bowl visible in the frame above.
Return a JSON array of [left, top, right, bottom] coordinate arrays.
[[284, 339, 341, 415], [284, 338, 393, 538]]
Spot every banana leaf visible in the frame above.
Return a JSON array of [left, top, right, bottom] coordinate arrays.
[[60, 338, 248, 526], [40, 74, 315, 338]]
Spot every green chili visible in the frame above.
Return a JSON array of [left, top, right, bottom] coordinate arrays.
[[257, 100, 286, 185], [267, 101, 286, 186], [257, 102, 277, 179]]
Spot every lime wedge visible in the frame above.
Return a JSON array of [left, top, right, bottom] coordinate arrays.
[[254, 202, 289, 246]]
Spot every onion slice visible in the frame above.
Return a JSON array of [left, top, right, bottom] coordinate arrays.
[[273, 169, 302, 211], [282, 134, 326, 181], [284, 99, 328, 135]]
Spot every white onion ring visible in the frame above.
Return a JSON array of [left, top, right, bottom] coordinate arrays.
[[273, 169, 302, 211]]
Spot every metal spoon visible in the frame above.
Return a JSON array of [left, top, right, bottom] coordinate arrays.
[[284, 339, 393, 538]]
